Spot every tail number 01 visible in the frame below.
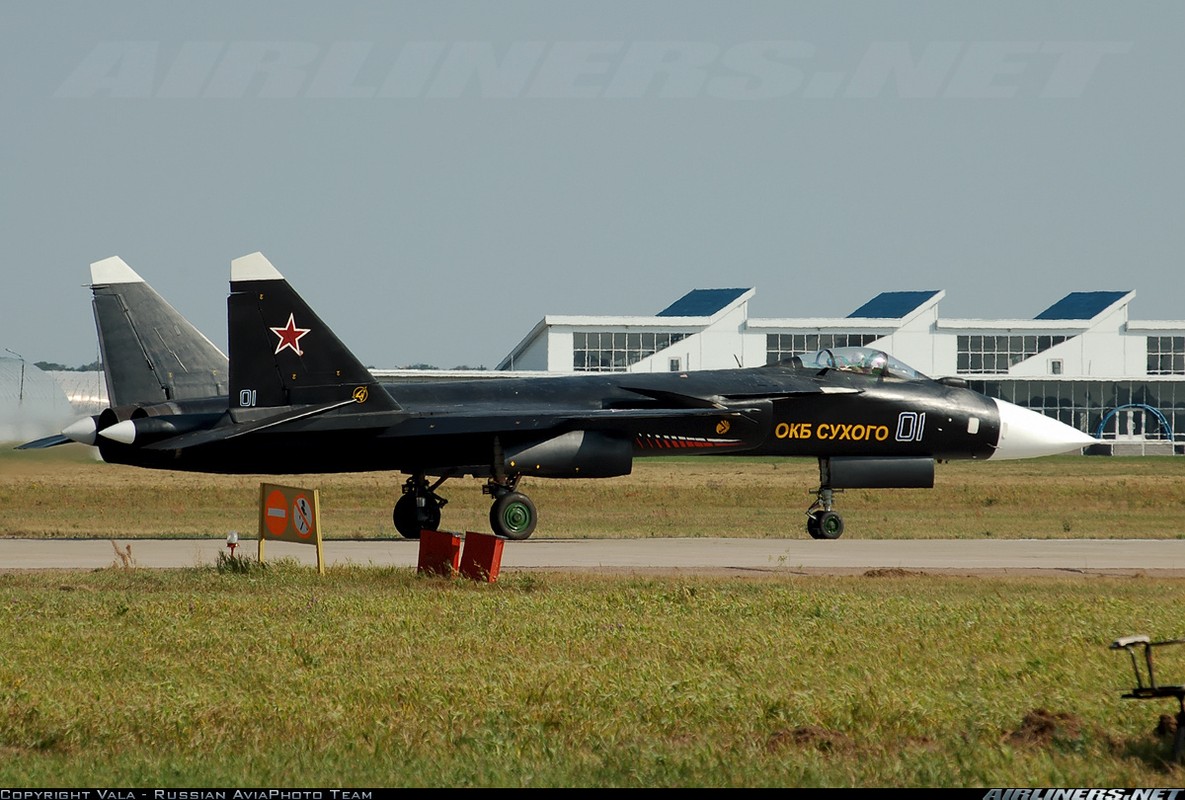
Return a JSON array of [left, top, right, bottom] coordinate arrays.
[[895, 411, 925, 442], [239, 389, 257, 408]]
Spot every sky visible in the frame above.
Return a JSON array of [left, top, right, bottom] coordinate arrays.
[[2, 1, 1182, 371]]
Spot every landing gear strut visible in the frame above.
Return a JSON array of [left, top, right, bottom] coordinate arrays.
[[392, 474, 448, 539], [485, 475, 537, 540], [805, 457, 845, 539]]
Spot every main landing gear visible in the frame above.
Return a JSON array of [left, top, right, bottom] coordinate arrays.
[[484, 476, 537, 541], [393, 474, 448, 540], [391, 473, 539, 541], [805, 486, 845, 540]]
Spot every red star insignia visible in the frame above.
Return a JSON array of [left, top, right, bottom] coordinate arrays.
[[270, 313, 311, 356]]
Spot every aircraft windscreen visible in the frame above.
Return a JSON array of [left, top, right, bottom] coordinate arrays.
[[798, 347, 928, 381]]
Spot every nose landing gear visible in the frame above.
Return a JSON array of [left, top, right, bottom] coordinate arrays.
[[805, 486, 845, 540]]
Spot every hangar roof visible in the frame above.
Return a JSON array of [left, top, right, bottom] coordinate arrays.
[[1035, 291, 1133, 321], [848, 291, 942, 319], [657, 288, 750, 317]]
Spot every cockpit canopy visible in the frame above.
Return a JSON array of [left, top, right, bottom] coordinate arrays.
[[793, 347, 928, 381]]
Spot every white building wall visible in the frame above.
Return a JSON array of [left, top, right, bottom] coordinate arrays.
[[739, 328, 770, 366], [928, 330, 960, 377], [1123, 331, 1149, 377], [503, 332, 551, 371], [694, 302, 751, 369], [545, 330, 573, 372], [869, 311, 938, 375], [1075, 305, 1129, 376]]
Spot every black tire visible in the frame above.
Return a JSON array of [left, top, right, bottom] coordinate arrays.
[[806, 514, 823, 539], [815, 510, 844, 540], [490, 492, 537, 540], [392, 493, 441, 540]]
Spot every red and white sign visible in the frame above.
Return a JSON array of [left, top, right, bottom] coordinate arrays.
[[292, 494, 314, 538], [264, 489, 288, 536]]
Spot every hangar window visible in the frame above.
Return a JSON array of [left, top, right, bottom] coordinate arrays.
[[573, 330, 688, 372], [765, 333, 880, 365], [967, 378, 1185, 451], [956, 334, 1069, 374], [1147, 336, 1185, 375]]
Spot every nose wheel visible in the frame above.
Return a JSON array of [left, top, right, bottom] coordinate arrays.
[[806, 487, 844, 540]]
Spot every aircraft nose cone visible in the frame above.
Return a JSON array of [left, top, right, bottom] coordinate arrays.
[[989, 399, 1098, 460], [62, 416, 98, 445], [98, 419, 137, 445]]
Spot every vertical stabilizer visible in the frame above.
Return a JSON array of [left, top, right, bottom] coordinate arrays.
[[228, 252, 399, 411], [90, 257, 228, 407]]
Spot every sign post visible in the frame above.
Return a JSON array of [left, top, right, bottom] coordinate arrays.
[[257, 483, 325, 574]]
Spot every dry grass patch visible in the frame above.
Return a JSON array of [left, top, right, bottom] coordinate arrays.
[[2, 447, 1184, 539]]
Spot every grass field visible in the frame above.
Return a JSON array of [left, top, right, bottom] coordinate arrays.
[[3, 566, 1185, 787], [3, 445, 1185, 787], [2, 446, 1183, 540]]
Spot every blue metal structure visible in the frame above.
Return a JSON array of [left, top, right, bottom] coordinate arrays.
[[1094, 403, 1174, 440]]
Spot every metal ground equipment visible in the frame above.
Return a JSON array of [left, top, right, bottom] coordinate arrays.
[[1111, 634, 1185, 762]]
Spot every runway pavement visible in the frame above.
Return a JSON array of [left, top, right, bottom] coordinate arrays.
[[3, 536, 1185, 576]]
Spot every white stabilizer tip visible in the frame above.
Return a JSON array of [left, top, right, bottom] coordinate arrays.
[[61, 417, 98, 445], [90, 256, 143, 285], [98, 419, 137, 445], [231, 252, 283, 282]]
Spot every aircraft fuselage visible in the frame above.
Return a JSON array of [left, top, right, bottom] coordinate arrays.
[[50, 252, 1095, 540], [94, 364, 1000, 476]]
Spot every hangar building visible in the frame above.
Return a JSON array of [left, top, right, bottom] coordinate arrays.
[[0, 357, 81, 443], [496, 288, 1185, 455]]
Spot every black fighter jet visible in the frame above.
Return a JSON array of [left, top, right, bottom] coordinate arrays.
[[25, 252, 1098, 540]]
